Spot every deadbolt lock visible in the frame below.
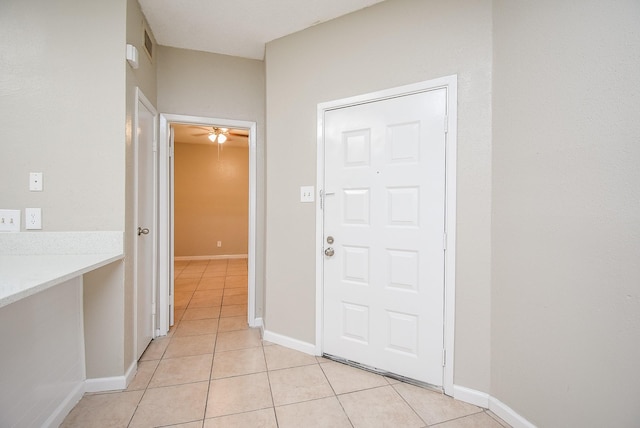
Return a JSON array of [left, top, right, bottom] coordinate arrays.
[[326, 236, 334, 244]]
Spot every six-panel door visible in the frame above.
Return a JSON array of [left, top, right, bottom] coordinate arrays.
[[323, 88, 447, 386]]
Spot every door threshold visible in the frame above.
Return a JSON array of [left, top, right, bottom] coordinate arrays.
[[322, 353, 443, 394]]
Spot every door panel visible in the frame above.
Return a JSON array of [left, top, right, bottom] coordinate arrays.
[[323, 89, 447, 386], [136, 95, 155, 360]]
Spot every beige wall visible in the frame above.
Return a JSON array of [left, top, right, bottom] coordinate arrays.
[[157, 46, 266, 316], [264, 0, 493, 391], [84, 261, 126, 377], [0, 0, 126, 230], [0, 276, 85, 427], [174, 142, 249, 257], [491, 1, 640, 426]]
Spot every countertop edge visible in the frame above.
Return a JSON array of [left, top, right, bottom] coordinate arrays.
[[0, 252, 124, 309]]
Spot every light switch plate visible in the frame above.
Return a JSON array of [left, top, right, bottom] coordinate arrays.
[[300, 186, 315, 203], [0, 209, 21, 232]]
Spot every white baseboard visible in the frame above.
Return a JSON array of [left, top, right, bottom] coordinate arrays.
[[453, 384, 490, 407], [174, 254, 248, 261], [262, 329, 317, 355], [43, 381, 85, 428], [124, 359, 138, 387], [85, 360, 137, 393], [453, 385, 536, 428], [489, 396, 537, 428], [46, 363, 138, 425], [251, 316, 263, 329]]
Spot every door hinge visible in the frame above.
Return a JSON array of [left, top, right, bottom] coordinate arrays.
[[152, 141, 158, 153], [443, 232, 447, 251], [444, 115, 449, 133], [151, 302, 156, 316], [169, 146, 174, 157], [442, 349, 446, 367]]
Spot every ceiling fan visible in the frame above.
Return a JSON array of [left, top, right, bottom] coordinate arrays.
[[189, 126, 248, 144]]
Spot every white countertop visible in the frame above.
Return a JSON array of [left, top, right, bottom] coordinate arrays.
[[0, 232, 124, 308]]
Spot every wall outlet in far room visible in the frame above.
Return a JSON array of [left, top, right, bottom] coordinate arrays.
[[0, 209, 21, 232]]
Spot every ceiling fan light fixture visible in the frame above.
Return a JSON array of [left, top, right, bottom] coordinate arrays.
[[207, 127, 229, 144]]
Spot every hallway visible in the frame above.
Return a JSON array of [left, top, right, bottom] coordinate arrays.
[[62, 259, 509, 427]]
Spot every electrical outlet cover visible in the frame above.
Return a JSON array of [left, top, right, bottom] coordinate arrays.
[[25, 208, 42, 230]]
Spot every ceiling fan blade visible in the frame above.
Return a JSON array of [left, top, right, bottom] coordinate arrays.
[[188, 125, 212, 131], [228, 129, 249, 137]]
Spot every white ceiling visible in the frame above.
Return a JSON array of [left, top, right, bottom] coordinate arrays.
[[138, 0, 385, 60]]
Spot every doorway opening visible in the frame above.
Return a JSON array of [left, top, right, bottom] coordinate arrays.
[[158, 114, 258, 335]]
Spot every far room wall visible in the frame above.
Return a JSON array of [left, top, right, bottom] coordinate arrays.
[[174, 141, 249, 257]]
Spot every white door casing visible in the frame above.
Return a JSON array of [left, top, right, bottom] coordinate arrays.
[[157, 114, 258, 335], [317, 76, 457, 393], [134, 88, 158, 360]]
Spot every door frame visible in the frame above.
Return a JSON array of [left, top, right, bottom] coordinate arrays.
[[133, 87, 159, 354], [315, 75, 457, 395], [158, 113, 258, 335]]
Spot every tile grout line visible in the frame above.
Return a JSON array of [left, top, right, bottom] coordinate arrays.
[[427, 408, 487, 427], [201, 258, 221, 426], [261, 339, 280, 427], [388, 381, 430, 427], [316, 358, 357, 427]]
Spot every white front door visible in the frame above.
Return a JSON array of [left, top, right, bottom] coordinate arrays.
[[135, 89, 157, 360], [322, 88, 447, 386]]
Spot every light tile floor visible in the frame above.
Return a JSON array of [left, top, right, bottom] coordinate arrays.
[[62, 259, 510, 428]]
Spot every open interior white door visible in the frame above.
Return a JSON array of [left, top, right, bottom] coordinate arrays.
[[169, 124, 175, 327], [322, 88, 447, 386], [156, 115, 175, 336]]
